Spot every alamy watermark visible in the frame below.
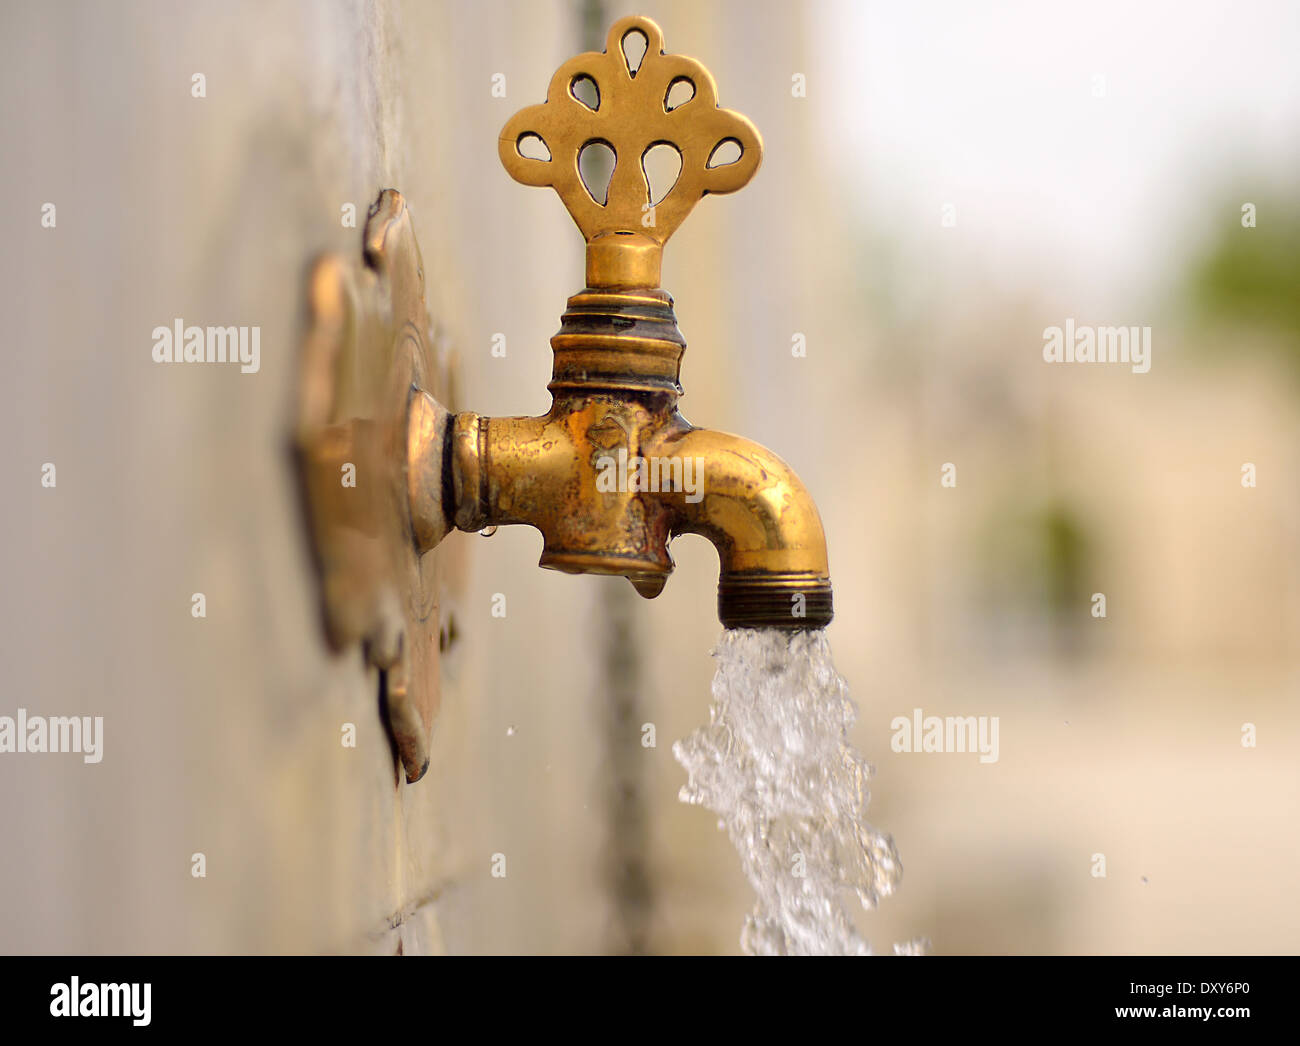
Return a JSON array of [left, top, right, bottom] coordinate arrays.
[[1043, 319, 1151, 374], [0, 709, 103, 764], [890, 707, 999, 764], [595, 447, 704, 503], [50, 978, 150, 1026], [152, 319, 260, 373]]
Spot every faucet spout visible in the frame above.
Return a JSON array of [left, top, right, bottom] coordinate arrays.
[[656, 426, 833, 629]]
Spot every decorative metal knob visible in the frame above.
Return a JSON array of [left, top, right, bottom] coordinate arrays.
[[498, 15, 762, 290]]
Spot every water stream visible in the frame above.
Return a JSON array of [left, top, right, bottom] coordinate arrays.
[[674, 628, 924, 955]]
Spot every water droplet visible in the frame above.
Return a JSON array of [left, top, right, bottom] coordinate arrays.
[[505, 725, 516, 737]]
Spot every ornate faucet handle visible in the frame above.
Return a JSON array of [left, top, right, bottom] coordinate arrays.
[[499, 14, 762, 289]]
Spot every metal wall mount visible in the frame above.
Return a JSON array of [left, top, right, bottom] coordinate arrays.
[[294, 189, 456, 784]]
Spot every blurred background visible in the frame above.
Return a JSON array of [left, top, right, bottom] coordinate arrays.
[[1, 0, 1298, 954]]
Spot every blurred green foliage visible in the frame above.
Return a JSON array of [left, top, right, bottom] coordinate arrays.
[[1037, 501, 1089, 618], [1189, 199, 1300, 370], [979, 491, 1093, 655]]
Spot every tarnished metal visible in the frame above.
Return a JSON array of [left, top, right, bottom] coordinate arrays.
[[415, 15, 834, 629], [297, 20, 832, 780], [295, 189, 454, 784]]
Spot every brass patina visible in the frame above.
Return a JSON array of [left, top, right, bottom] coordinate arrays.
[[296, 190, 455, 783], [298, 16, 833, 783], [421, 15, 833, 627]]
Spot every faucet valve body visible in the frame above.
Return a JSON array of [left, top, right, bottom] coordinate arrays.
[[408, 285, 833, 630]]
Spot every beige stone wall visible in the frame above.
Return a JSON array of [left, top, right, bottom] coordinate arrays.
[[0, 0, 584, 954], [0, 0, 786, 957]]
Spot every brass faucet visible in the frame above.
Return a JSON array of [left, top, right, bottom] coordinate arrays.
[[296, 16, 832, 780], [411, 15, 833, 630]]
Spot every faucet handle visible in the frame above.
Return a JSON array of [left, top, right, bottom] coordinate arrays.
[[499, 14, 762, 290]]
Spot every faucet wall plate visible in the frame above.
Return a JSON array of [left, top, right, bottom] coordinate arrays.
[[295, 189, 454, 784]]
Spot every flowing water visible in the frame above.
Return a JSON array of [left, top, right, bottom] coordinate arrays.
[[674, 628, 924, 955]]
